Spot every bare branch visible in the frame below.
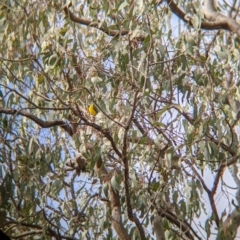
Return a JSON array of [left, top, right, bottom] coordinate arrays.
[[165, 0, 240, 38], [62, 3, 129, 38], [204, 0, 240, 36], [0, 108, 73, 136], [158, 208, 199, 240]]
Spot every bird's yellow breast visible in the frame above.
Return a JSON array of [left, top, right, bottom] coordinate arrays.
[[88, 104, 97, 116]]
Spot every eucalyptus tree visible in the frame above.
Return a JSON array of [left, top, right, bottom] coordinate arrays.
[[1, 0, 240, 239]]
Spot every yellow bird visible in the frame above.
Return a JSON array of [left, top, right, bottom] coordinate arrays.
[[88, 104, 98, 116]]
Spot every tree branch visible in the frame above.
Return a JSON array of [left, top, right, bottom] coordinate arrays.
[[122, 93, 147, 240], [109, 183, 130, 240], [73, 104, 122, 158], [158, 208, 200, 240], [62, 3, 129, 38], [217, 164, 240, 239], [165, 0, 240, 37], [204, 0, 240, 36], [0, 108, 73, 136], [184, 158, 220, 227]]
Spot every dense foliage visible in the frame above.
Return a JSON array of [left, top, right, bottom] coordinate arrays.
[[1, 0, 240, 239]]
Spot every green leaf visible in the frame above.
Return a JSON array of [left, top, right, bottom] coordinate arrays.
[[48, 54, 58, 68], [110, 174, 121, 192], [118, 1, 128, 11], [143, 35, 150, 46], [2, 116, 8, 129], [151, 178, 159, 192], [103, 183, 109, 198], [191, 14, 200, 29], [205, 219, 211, 238], [173, 191, 178, 203]]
